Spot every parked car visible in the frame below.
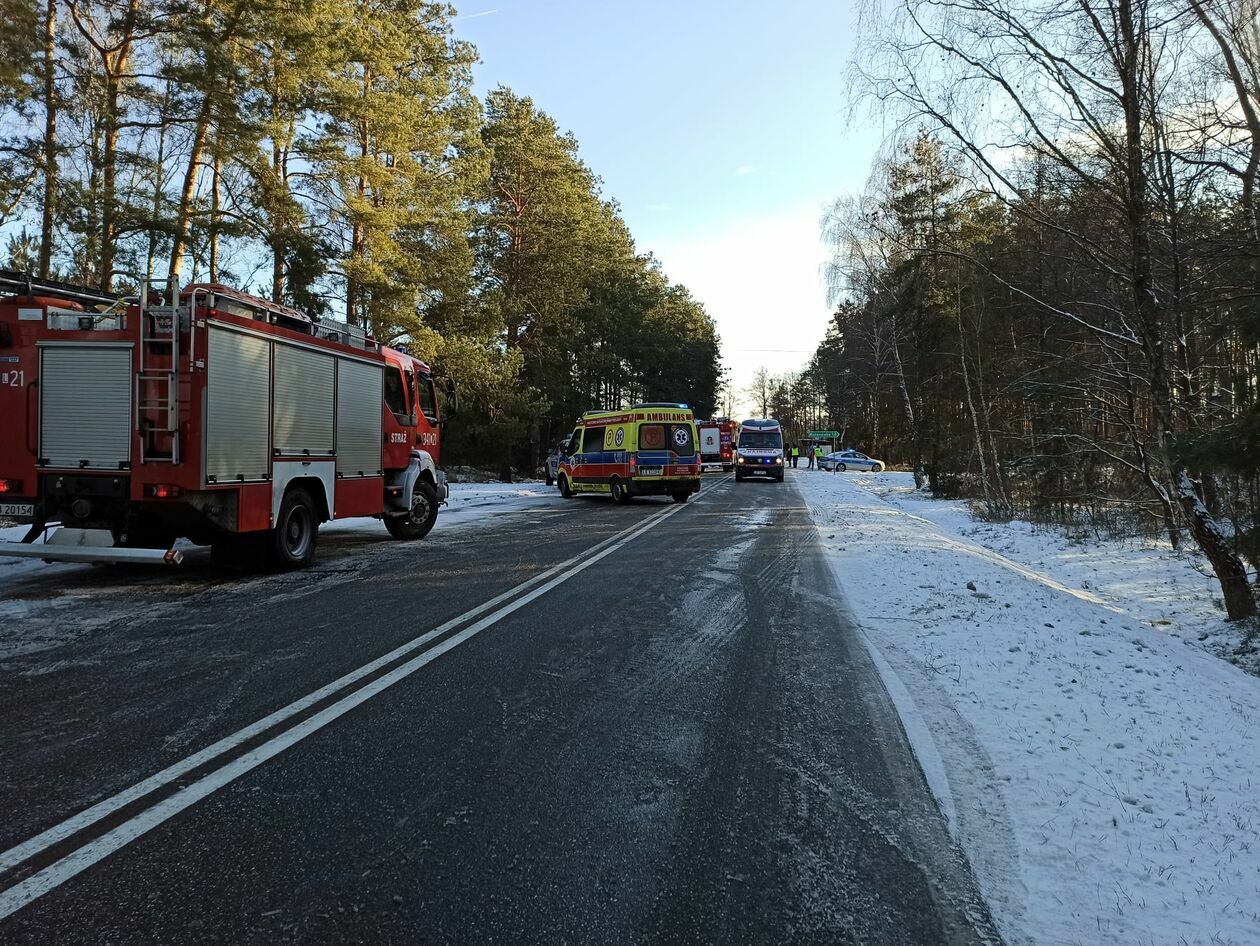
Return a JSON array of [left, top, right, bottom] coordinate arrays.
[[821, 449, 884, 472]]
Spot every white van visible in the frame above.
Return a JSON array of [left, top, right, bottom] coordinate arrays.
[[734, 419, 785, 482]]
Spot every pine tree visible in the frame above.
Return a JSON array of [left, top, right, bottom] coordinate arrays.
[[309, 0, 482, 337]]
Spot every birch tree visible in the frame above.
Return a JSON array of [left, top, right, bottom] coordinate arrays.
[[848, 0, 1257, 617]]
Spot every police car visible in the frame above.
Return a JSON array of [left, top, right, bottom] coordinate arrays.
[[820, 449, 885, 472]]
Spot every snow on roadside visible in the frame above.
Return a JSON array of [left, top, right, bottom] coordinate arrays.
[[322, 480, 561, 535], [441, 480, 558, 518], [853, 475, 1258, 677], [798, 469, 1260, 946]]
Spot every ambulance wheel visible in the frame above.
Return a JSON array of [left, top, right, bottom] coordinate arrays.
[[558, 474, 573, 498], [386, 480, 439, 541], [610, 477, 630, 504], [272, 488, 318, 568], [546, 473, 554, 486], [671, 491, 690, 504]]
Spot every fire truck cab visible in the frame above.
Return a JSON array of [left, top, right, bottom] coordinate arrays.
[[0, 271, 452, 569]]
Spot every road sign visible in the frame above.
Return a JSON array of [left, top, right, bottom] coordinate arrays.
[[808, 430, 840, 439]]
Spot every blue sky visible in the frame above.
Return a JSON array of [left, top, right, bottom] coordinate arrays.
[[455, 0, 886, 412]]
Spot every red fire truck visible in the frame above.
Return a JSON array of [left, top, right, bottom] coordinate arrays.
[[697, 417, 737, 472], [0, 271, 453, 569]]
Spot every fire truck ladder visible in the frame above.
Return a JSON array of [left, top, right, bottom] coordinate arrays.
[[0, 268, 132, 309], [137, 278, 182, 464]]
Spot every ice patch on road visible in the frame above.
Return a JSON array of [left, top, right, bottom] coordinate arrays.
[[734, 506, 774, 527], [712, 536, 757, 574]]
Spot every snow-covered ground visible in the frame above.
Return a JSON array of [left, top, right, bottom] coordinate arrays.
[[799, 469, 1260, 946], [323, 480, 561, 535]]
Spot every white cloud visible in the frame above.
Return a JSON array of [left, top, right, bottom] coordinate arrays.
[[734, 164, 757, 177], [643, 207, 833, 416]]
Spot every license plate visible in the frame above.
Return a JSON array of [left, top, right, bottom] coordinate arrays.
[[0, 503, 35, 517], [637, 467, 663, 477]]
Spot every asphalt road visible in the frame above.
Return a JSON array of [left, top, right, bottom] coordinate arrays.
[[0, 474, 1001, 944]]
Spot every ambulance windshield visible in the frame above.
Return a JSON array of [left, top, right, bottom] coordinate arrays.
[[739, 430, 782, 450]]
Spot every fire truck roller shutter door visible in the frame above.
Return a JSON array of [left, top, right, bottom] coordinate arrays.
[[39, 344, 132, 470], [206, 328, 271, 483], [273, 343, 334, 456], [336, 359, 384, 477]]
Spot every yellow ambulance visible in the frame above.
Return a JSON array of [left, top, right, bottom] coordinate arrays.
[[555, 403, 702, 504]]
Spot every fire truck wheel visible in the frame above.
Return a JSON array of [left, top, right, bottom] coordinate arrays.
[[558, 474, 573, 499], [272, 489, 318, 568], [385, 480, 439, 541], [670, 491, 690, 504], [609, 477, 629, 504]]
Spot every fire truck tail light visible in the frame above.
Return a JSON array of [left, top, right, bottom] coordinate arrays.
[[0, 478, 21, 494], [146, 483, 182, 499]]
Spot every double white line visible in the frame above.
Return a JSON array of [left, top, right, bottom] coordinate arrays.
[[0, 481, 725, 920]]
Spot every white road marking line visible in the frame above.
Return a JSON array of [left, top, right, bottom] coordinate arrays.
[[0, 576, 548, 875], [0, 500, 683, 877], [0, 498, 692, 919], [691, 474, 734, 503]]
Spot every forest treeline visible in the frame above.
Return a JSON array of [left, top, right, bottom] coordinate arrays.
[[773, 0, 1260, 622], [0, 0, 722, 472]]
